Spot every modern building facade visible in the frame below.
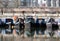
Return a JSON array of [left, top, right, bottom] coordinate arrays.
[[0, 0, 18, 8], [46, 0, 59, 7], [0, 0, 60, 18], [0, 0, 39, 8], [0, 0, 60, 8], [20, 0, 39, 7]]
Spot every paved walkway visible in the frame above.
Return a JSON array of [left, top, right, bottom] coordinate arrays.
[[0, 34, 59, 41]]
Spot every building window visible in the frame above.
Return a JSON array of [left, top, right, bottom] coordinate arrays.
[[59, 0, 60, 6], [20, 0, 27, 6], [20, 0, 24, 1], [52, 0, 56, 7], [58, 11, 60, 13], [51, 12, 56, 14], [47, 0, 51, 7]]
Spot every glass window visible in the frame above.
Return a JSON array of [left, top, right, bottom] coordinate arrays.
[[47, 0, 51, 7], [52, 0, 56, 7], [20, 0, 24, 1], [51, 12, 56, 14], [58, 11, 60, 13], [59, 0, 60, 6], [20, 0, 27, 6]]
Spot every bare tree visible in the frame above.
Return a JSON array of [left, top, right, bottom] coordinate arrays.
[[0, 0, 20, 15], [0, 0, 9, 15], [0, 0, 9, 8]]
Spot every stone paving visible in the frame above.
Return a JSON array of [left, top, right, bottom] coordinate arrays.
[[14, 37, 60, 41], [0, 31, 60, 41], [0, 34, 60, 41]]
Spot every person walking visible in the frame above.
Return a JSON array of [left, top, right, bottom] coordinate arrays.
[[12, 15, 19, 35], [40, 19, 47, 35]]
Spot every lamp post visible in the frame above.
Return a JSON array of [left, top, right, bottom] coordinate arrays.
[[1, 8, 3, 15]]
